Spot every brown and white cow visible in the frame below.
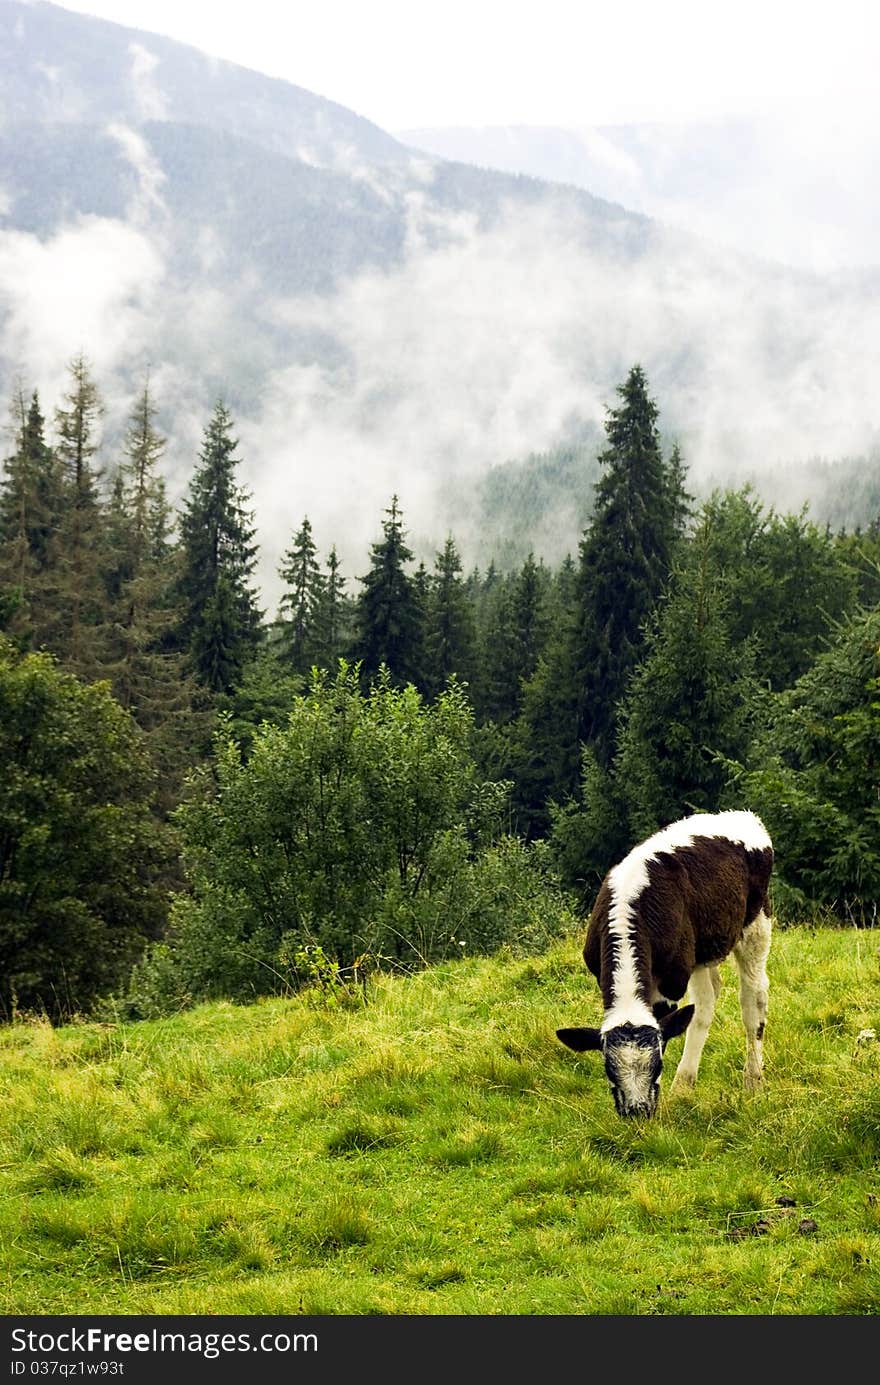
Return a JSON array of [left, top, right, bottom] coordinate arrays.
[[556, 810, 773, 1119]]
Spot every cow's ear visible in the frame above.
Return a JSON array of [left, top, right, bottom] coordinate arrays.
[[556, 1026, 602, 1052], [659, 1004, 695, 1045]]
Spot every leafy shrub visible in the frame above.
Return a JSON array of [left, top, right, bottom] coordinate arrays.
[[128, 663, 570, 1011]]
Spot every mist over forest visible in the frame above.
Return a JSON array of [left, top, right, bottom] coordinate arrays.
[[2, 0, 879, 610]]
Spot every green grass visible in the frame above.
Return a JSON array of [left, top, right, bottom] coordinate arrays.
[[1, 926, 879, 1315]]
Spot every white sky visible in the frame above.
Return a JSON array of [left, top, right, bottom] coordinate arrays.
[[53, 0, 880, 132]]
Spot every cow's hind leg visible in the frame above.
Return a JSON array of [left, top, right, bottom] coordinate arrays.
[[732, 909, 771, 1091], [670, 963, 721, 1092]]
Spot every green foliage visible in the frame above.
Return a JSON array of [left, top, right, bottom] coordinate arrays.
[[312, 543, 355, 672], [100, 378, 205, 807], [613, 556, 762, 841], [547, 746, 628, 905], [504, 561, 581, 834], [0, 385, 63, 648], [722, 604, 880, 919], [44, 356, 111, 681], [214, 646, 304, 755], [137, 664, 537, 1008], [692, 487, 857, 691], [0, 637, 173, 1019], [834, 523, 880, 609]]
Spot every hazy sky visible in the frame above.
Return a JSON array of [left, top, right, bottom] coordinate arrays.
[[54, 0, 880, 132]]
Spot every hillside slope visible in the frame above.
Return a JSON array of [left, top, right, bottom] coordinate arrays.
[[1, 929, 878, 1315]]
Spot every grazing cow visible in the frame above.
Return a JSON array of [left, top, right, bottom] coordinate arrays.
[[556, 810, 773, 1119]]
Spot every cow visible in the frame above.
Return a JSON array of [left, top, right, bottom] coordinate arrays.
[[556, 810, 773, 1119]]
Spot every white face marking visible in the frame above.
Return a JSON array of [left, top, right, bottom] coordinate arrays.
[[601, 810, 771, 1033], [613, 1038, 658, 1103], [604, 1029, 663, 1117]]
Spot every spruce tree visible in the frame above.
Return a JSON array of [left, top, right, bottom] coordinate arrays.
[[50, 355, 109, 679], [572, 364, 686, 771], [54, 353, 103, 508], [423, 533, 476, 699], [177, 401, 263, 694], [313, 544, 354, 672], [509, 558, 580, 835], [474, 574, 521, 725], [277, 515, 325, 675], [0, 385, 62, 643], [353, 495, 424, 687], [103, 379, 205, 804], [511, 552, 550, 687]]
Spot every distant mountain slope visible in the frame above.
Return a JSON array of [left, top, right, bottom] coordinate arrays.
[[0, 0, 878, 606], [397, 120, 880, 274], [0, 0, 408, 170], [0, 120, 408, 292]]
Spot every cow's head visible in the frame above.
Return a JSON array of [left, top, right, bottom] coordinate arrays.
[[557, 1006, 694, 1118]]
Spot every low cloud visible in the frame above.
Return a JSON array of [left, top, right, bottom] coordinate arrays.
[[0, 215, 165, 423], [106, 122, 168, 225], [128, 42, 169, 123], [244, 194, 879, 605], [1, 187, 877, 610]]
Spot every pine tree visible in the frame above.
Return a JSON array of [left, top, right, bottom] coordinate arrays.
[[313, 544, 354, 672], [508, 556, 580, 835], [0, 385, 62, 643], [423, 533, 476, 699], [177, 401, 263, 694], [102, 378, 206, 804], [277, 515, 325, 675], [571, 364, 687, 771], [54, 353, 103, 508], [49, 355, 109, 679], [511, 552, 550, 687], [353, 495, 424, 687]]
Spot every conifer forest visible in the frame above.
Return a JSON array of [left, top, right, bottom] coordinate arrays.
[[3, 354, 880, 1022]]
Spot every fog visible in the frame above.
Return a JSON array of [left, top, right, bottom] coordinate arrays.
[[2, 167, 878, 611], [397, 112, 880, 276]]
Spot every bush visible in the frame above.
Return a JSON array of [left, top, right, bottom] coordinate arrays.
[[130, 664, 570, 1011]]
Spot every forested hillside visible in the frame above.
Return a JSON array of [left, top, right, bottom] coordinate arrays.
[[3, 356, 880, 1022]]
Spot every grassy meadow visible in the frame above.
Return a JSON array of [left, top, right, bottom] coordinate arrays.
[[1, 925, 879, 1316]]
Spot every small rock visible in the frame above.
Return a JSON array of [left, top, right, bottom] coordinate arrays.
[[797, 1218, 818, 1235], [856, 1028, 877, 1045], [753, 1218, 771, 1235], [776, 1196, 796, 1207]]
